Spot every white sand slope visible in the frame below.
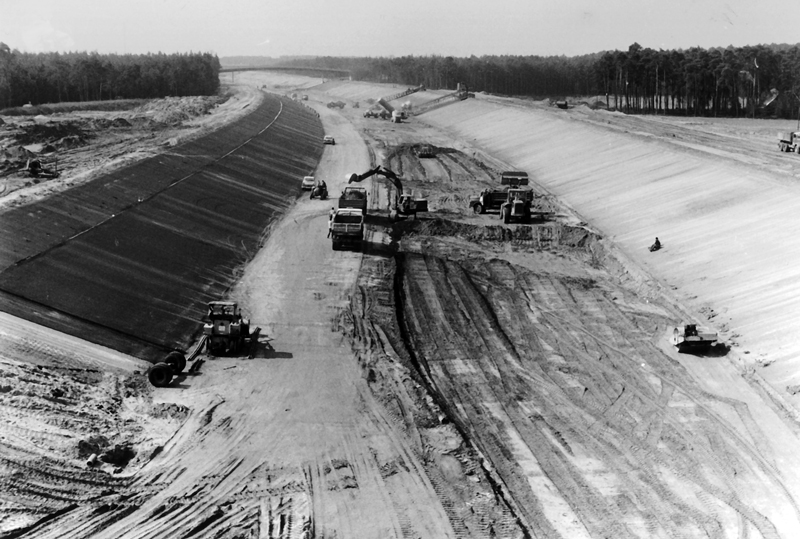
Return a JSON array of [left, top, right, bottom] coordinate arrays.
[[423, 98, 800, 404]]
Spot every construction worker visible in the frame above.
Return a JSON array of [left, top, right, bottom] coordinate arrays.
[[327, 207, 335, 238], [650, 237, 661, 251]]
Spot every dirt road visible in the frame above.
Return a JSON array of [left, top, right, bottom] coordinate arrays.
[[12, 96, 516, 539], [7, 73, 800, 538]]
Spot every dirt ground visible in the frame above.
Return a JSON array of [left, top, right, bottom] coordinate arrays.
[[0, 87, 263, 211], [3, 71, 800, 538]]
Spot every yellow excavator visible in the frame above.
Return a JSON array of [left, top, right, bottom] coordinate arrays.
[[346, 166, 428, 220]]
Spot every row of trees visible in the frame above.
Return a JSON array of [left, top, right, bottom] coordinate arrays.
[[281, 44, 800, 118], [596, 44, 800, 118], [0, 45, 220, 109]]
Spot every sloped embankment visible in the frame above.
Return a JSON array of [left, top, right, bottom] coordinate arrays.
[[421, 98, 800, 393], [0, 95, 324, 361]]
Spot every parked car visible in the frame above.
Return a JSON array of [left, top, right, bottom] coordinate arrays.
[[301, 176, 315, 190], [323, 136, 336, 145]]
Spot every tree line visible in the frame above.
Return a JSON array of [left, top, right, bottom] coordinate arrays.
[[0, 44, 220, 109], [279, 43, 800, 119]]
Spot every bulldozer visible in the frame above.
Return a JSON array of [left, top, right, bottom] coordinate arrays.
[[203, 301, 256, 356], [671, 324, 717, 353], [346, 166, 428, 220]]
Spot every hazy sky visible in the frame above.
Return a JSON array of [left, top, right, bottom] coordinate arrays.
[[1, 0, 797, 58]]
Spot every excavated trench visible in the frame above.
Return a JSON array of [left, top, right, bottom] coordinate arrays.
[[349, 215, 792, 538]]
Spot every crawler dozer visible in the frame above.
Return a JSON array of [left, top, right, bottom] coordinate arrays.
[[671, 324, 717, 353]]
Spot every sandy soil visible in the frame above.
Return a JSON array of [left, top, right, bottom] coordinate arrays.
[[4, 71, 800, 538], [0, 86, 263, 211]]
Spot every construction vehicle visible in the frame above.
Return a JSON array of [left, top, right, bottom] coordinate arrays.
[[381, 85, 425, 102], [416, 144, 435, 158], [346, 166, 428, 219], [500, 189, 535, 224], [469, 186, 552, 223], [671, 324, 718, 353], [391, 110, 403, 123], [412, 83, 471, 116], [310, 178, 328, 200], [23, 158, 59, 178], [363, 109, 390, 119], [203, 301, 256, 356], [470, 188, 533, 222], [500, 171, 529, 187], [147, 350, 188, 387], [330, 208, 364, 250], [469, 171, 530, 214], [778, 132, 800, 153], [339, 185, 368, 212]]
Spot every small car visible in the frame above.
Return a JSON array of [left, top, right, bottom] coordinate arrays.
[[323, 136, 336, 145], [301, 176, 315, 190]]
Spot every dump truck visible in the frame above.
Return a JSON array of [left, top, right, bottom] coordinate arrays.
[[778, 132, 800, 153], [469, 188, 533, 222], [671, 324, 718, 353], [330, 208, 364, 250], [339, 185, 368, 213], [469, 187, 550, 223]]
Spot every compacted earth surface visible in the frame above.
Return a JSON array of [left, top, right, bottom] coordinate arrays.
[[3, 71, 800, 539]]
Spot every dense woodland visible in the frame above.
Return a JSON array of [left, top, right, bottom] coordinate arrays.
[[3, 42, 799, 119], [0, 44, 220, 109], [277, 43, 800, 119]]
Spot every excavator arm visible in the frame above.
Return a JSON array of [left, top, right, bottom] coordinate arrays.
[[347, 166, 404, 197], [347, 166, 381, 185], [345, 166, 426, 218], [375, 167, 403, 195]]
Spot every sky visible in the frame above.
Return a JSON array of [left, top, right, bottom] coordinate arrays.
[[1, 0, 797, 58]]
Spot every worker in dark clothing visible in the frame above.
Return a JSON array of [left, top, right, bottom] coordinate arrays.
[[650, 237, 661, 251]]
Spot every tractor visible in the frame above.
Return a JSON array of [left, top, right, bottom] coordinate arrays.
[[147, 301, 257, 388], [203, 301, 254, 355]]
